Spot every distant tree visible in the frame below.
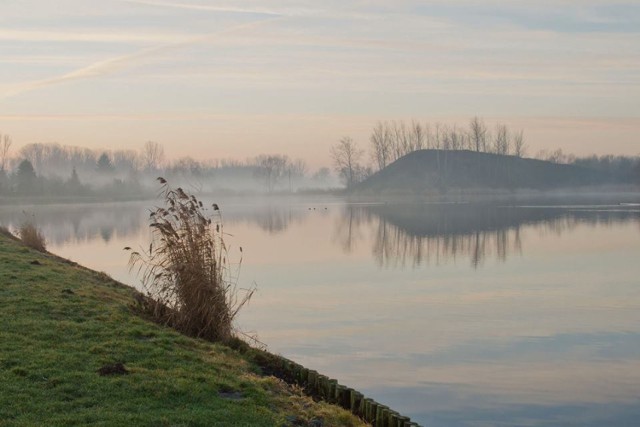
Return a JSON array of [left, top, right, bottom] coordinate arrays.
[[96, 152, 115, 173], [469, 117, 487, 152], [448, 126, 464, 150], [253, 154, 289, 192], [409, 120, 426, 152], [0, 168, 7, 194], [15, 159, 38, 194], [493, 124, 510, 155], [390, 121, 410, 161], [19, 143, 46, 174], [285, 159, 307, 192], [331, 137, 364, 189], [312, 167, 331, 182], [142, 141, 165, 172], [69, 167, 80, 185], [288, 159, 307, 179], [65, 167, 84, 194], [170, 157, 203, 178], [512, 130, 527, 157], [112, 149, 141, 172], [0, 133, 12, 172], [370, 121, 392, 171], [431, 123, 443, 150]]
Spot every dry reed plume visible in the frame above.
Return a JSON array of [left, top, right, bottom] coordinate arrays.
[[18, 219, 46, 252], [127, 178, 253, 343]]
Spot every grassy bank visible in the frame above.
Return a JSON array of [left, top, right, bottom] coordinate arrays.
[[0, 233, 364, 427]]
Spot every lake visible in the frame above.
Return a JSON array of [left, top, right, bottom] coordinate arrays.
[[2, 194, 640, 426]]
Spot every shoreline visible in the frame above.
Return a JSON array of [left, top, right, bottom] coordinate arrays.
[[0, 232, 420, 426]]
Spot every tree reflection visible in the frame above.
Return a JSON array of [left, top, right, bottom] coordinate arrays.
[[0, 203, 145, 246], [222, 204, 310, 235], [338, 203, 639, 269]]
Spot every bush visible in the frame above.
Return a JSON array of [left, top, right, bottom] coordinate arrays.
[[128, 178, 253, 343], [18, 221, 46, 252]]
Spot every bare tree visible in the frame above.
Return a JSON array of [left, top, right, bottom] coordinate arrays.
[[253, 154, 289, 192], [493, 124, 510, 155], [331, 137, 364, 189], [0, 134, 12, 172], [289, 158, 307, 178], [112, 149, 141, 172], [19, 143, 47, 174], [287, 158, 307, 192], [512, 130, 527, 157], [469, 117, 487, 152], [449, 126, 464, 150], [432, 123, 443, 150], [409, 120, 425, 151], [142, 141, 165, 172], [370, 121, 392, 171]]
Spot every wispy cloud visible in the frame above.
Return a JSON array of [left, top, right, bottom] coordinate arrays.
[[0, 29, 194, 44], [118, 0, 284, 17], [0, 17, 281, 100]]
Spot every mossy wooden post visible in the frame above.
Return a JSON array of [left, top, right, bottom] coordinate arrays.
[[351, 390, 363, 414], [388, 411, 400, 427], [329, 380, 339, 404], [298, 367, 309, 385], [363, 398, 374, 422], [283, 360, 293, 380], [369, 401, 379, 424], [291, 364, 301, 383], [342, 387, 353, 409], [307, 370, 318, 394], [398, 416, 412, 427], [318, 375, 330, 399], [375, 405, 387, 427], [335, 384, 347, 406], [380, 406, 391, 427]]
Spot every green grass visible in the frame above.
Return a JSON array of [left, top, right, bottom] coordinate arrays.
[[0, 235, 364, 427]]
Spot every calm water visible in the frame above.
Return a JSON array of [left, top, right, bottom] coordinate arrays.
[[2, 196, 640, 426]]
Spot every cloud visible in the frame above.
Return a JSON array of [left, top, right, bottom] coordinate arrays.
[[0, 17, 282, 100], [118, 0, 284, 16], [0, 29, 194, 44]]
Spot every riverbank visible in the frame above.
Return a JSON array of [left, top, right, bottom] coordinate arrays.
[[0, 231, 364, 426]]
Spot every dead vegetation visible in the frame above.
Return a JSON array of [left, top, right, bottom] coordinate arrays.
[[127, 178, 253, 343], [17, 219, 46, 252]]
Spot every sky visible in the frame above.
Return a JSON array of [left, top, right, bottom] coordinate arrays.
[[0, 0, 639, 169]]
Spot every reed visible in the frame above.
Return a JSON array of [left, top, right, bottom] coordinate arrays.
[[17, 220, 46, 252], [128, 178, 253, 343]]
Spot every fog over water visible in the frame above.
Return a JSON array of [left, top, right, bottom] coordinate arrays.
[[1, 195, 640, 426]]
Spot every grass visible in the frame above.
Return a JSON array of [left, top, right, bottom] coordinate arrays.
[[128, 180, 253, 343], [0, 234, 365, 427]]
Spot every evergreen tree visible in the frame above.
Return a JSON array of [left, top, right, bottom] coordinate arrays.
[[15, 159, 38, 194], [97, 152, 114, 173]]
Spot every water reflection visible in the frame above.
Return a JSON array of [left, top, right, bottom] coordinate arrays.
[[336, 203, 640, 268], [221, 203, 314, 235], [1, 201, 638, 270], [0, 202, 146, 245]]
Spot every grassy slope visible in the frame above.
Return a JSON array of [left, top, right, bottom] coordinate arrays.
[[0, 234, 364, 427]]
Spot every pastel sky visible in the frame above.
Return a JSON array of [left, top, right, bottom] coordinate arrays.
[[1, 0, 638, 168]]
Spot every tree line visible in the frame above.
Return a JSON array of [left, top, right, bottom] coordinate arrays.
[[0, 135, 332, 197]]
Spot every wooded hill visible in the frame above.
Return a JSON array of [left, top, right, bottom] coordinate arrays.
[[356, 150, 635, 193]]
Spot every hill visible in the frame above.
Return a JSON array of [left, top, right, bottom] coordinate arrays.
[[356, 150, 621, 194]]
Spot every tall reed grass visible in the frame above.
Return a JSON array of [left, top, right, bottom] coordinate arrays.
[[128, 178, 253, 342], [18, 219, 46, 252]]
